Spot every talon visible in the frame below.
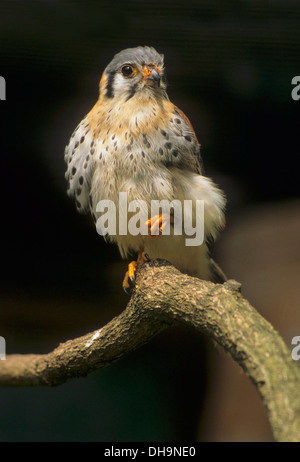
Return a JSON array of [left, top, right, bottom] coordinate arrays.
[[137, 251, 151, 265], [122, 252, 149, 294], [123, 282, 133, 295], [122, 261, 137, 293], [123, 271, 136, 295]]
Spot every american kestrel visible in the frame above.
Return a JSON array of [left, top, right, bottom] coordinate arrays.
[[65, 46, 226, 291]]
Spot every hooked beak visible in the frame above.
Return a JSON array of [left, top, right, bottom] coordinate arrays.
[[142, 65, 160, 86]]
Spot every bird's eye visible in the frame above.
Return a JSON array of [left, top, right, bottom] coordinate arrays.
[[121, 65, 135, 78]]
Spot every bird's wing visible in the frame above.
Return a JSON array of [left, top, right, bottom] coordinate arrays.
[[171, 104, 227, 282], [64, 117, 95, 214], [171, 104, 204, 175]]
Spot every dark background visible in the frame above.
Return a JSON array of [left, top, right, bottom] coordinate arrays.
[[0, 0, 299, 441]]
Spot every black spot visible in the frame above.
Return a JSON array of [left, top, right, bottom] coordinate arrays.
[[143, 135, 151, 148], [79, 176, 84, 185], [134, 166, 136, 173], [80, 136, 85, 144], [112, 134, 115, 140], [185, 135, 192, 142], [86, 155, 90, 162], [163, 161, 173, 168], [84, 129, 90, 135], [72, 167, 77, 175], [141, 151, 145, 158], [90, 140, 94, 147], [172, 150, 179, 157], [76, 188, 81, 196], [159, 148, 163, 155], [83, 163, 88, 169], [126, 138, 133, 150], [164, 142, 172, 150], [175, 118, 181, 124], [99, 153, 102, 160], [160, 129, 167, 137], [74, 141, 79, 149], [89, 196, 93, 207], [130, 154, 133, 160], [90, 148, 95, 155], [105, 70, 116, 98]]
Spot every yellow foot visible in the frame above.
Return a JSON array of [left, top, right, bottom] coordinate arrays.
[[145, 213, 174, 238], [122, 251, 150, 294]]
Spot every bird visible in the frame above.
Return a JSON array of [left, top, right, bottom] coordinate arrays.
[[64, 46, 226, 292]]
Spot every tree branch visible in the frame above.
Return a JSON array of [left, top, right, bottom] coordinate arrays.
[[1, 259, 300, 441]]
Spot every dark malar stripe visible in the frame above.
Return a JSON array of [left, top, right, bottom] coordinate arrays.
[[125, 83, 138, 101], [105, 70, 116, 98]]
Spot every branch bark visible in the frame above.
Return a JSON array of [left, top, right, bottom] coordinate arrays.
[[1, 259, 300, 442]]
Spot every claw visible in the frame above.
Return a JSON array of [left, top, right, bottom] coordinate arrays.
[[123, 285, 133, 295], [137, 251, 150, 265], [122, 251, 150, 294], [123, 271, 136, 294]]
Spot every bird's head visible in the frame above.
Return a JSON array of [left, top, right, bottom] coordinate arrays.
[[99, 46, 167, 102]]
